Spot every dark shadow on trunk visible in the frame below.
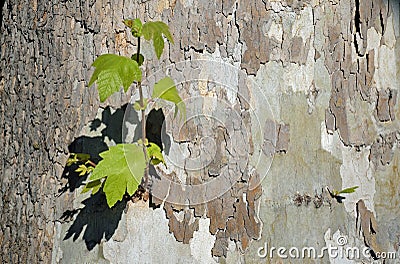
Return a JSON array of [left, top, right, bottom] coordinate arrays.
[[59, 104, 139, 194], [57, 136, 109, 194], [59, 104, 136, 250], [60, 104, 170, 250], [146, 108, 171, 154], [63, 192, 126, 251]]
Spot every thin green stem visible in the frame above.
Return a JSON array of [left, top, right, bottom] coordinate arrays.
[[136, 37, 150, 190]]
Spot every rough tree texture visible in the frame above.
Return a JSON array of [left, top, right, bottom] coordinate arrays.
[[0, 0, 128, 262], [0, 0, 399, 263]]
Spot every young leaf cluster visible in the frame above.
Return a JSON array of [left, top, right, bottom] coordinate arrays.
[[82, 18, 185, 207]]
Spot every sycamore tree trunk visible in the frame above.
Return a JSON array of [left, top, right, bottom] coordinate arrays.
[[1, 0, 399, 263], [0, 0, 109, 262]]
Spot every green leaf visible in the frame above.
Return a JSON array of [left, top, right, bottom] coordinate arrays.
[[88, 144, 146, 207], [75, 153, 91, 161], [133, 102, 141, 111], [151, 77, 186, 119], [147, 143, 165, 165], [75, 164, 95, 176], [75, 164, 88, 176], [67, 155, 78, 167], [89, 54, 142, 102], [137, 138, 149, 146], [338, 186, 359, 194], [124, 18, 143, 37], [82, 179, 103, 194], [131, 53, 144, 66], [67, 153, 91, 166], [142, 21, 174, 59]]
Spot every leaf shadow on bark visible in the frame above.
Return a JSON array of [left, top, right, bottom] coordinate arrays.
[[59, 104, 169, 250], [62, 192, 127, 251], [59, 104, 140, 194], [59, 104, 137, 250]]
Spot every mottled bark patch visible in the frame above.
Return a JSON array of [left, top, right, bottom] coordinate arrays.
[[164, 203, 199, 244], [370, 132, 398, 167], [323, 0, 393, 147], [376, 88, 397, 122], [356, 200, 383, 258], [152, 172, 263, 257], [209, 174, 262, 257], [262, 119, 290, 156], [236, 1, 270, 75], [149, 73, 265, 257], [353, 0, 388, 56]]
